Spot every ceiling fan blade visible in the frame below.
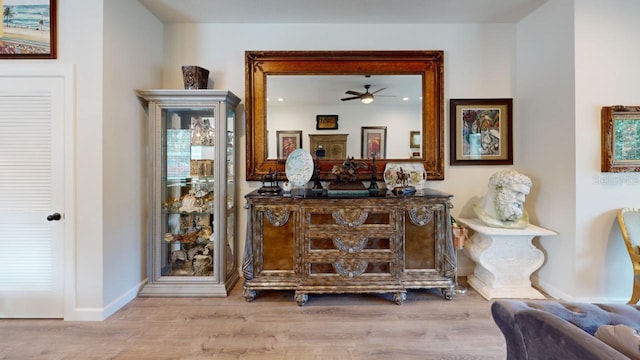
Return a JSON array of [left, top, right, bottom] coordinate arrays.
[[341, 96, 361, 101], [345, 90, 363, 96], [375, 95, 396, 97], [370, 87, 387, 95]]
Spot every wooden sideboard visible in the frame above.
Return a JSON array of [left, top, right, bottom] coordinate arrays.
[[242, 188, 456, 305]]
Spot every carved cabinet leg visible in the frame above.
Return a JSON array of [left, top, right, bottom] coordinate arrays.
[[295, 292, 308, 306], [393, 291, 407, 305], [442, 287, 455, 300], [243, 287, 256, 302]]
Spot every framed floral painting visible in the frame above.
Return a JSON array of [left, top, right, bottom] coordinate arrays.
[[277, 130, 302, 159], [361, 126, 387, 159]]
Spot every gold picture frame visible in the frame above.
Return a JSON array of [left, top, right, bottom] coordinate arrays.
[[601, 105, 640, 172]]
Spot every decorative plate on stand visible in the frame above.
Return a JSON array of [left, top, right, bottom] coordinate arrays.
[[383, 162, 426, 189], [285, 149, 314, 187]]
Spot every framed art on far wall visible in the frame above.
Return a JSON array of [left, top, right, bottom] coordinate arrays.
[[361, 126, 387, 159], [601, 105, 640, 172], [410, 131, 421, 149], [277, 130, 302, 159], [316, 115, 339, 130], [450, 98, 513, 165], [0, 0, 57, 59]]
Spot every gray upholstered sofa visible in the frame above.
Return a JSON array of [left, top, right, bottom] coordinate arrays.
[[491, 299, 640, 360]]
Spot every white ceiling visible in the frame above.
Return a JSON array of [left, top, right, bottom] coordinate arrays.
[[139, 0, 548, 24]]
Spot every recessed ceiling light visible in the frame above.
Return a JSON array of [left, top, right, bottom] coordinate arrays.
[[402, 97, 409, 101], [278, 98, 284, 102]]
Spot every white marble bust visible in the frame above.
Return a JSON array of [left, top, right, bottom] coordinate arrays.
[[473, 170, 532, 229]]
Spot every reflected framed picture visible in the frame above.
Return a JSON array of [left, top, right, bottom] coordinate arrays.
[[0, 0, 57, 59], [601, 105, 640, 172], [316, 115, 339, 130], [277, 130, 302, 159], [450, 98, 513, 165], [410, 131, 421, 149], [361, 126, 387, 159]]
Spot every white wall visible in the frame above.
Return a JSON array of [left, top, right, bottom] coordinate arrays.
[[573, 0, 640, 301], [0, 0, 105, 319], [161, 23, 518, 275], [40, 0, 164, 320], [55, 0, 105, 320], [516, 0, 640, 302], [516, 0, 577, 299], [102, 0, 163, 318]]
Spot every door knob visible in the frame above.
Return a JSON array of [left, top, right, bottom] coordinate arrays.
[[47, 212, 62, 221]]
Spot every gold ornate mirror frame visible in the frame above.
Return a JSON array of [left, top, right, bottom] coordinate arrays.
[[245, 50, 445, 181]]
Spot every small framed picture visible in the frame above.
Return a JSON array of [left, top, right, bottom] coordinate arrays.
[[601, 105, 640, 172], [316, 115, 339, 130], [0, 0, 57, 59], [410, 131, 421, 149], [450, 98, 513, 165], [276, 130, 302, 159], [361, 126, 387, 159]]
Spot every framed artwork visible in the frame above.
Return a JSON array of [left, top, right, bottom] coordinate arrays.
[[410, 131, 421, 149], [450, 98, 513, 165], [361, 126, 387, 159], [0, 0, 56, 59], [316, 115, 339, 130], [601, 105, 640, 172], [277, 130, 302, 159]]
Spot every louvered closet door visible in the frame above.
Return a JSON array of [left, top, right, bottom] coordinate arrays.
[[0, 76, 65, 318]]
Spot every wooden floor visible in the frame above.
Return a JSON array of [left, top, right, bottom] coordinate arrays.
[[0, 280, 506, 360]]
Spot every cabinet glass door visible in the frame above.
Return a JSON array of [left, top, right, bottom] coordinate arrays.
[[225, 108, 236, 278], [162, 107, 218, 278]]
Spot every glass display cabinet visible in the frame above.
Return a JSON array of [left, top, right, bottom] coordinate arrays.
[[136, 90, 240, 296]]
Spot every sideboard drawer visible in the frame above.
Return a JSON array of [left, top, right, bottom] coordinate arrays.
[[303, 206, 395, 230], [307, 259, 395, 282], [307, 234, 393, 253]]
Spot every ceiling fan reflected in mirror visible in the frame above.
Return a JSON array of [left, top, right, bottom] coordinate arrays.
[[340, 84, 395, 104]]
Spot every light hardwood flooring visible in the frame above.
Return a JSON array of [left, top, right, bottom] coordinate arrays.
[[0, 280, 506, 360]]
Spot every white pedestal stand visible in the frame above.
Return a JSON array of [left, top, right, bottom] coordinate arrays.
[[457, 218, 557, 300]]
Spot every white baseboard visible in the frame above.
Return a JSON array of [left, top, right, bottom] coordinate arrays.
[[533, 274, 629, 303], [65, 279, 147, 321]]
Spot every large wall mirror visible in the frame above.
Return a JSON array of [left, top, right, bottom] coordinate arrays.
[[245, 50, 445, 181]]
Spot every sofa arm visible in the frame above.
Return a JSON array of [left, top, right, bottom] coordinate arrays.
[[515, 310, 629, 360], [491, 300, 640, 359], [491, 300, 529, 359]]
